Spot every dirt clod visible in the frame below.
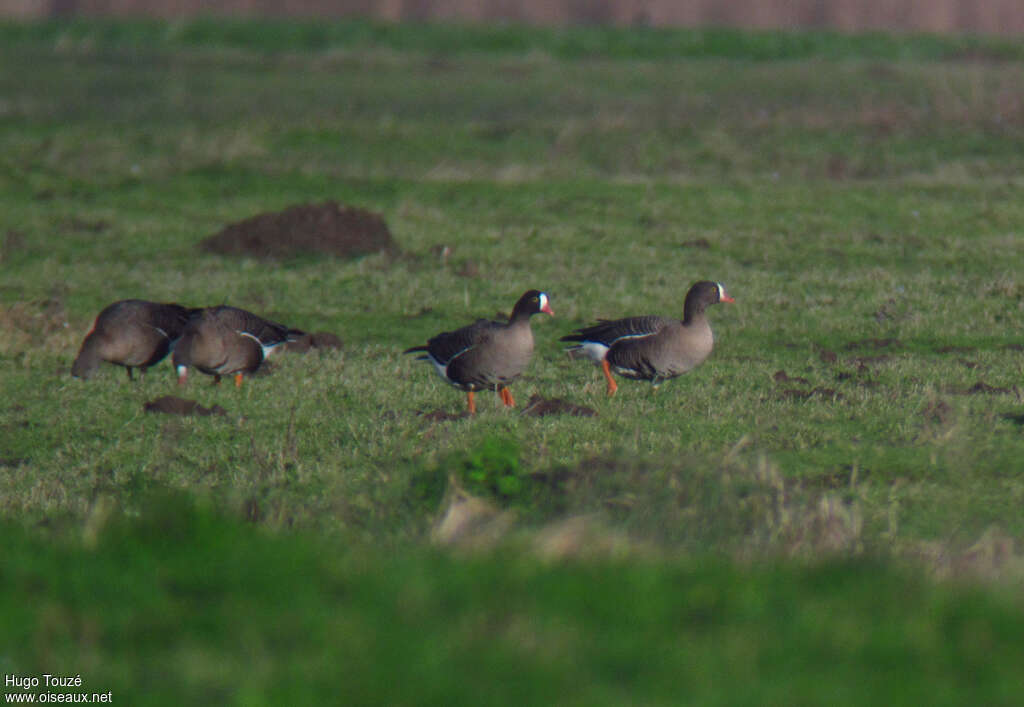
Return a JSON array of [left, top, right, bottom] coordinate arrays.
[[200, 201, 397, 260], [143, 396, 227, 416], [520, 395, 597, 418]]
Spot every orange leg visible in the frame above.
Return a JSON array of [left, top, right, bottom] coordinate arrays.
[[234, 372, 244, 388], [601, 359, 618, 397], [466, 390, 477, 415], [499, 387, 516, 408]]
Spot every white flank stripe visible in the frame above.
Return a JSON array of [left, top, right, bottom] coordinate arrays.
[[239, 331, 276, 358], [609, 332, 654, 345]]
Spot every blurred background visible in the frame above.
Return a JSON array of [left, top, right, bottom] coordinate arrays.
[[3, 0, 1023, 35]]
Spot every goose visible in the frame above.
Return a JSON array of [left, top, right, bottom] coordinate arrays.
[[404, 290, 553, 414], [173, 305, 303, 387], [71, 299, 196, 380], [560, 281, 733, 395]]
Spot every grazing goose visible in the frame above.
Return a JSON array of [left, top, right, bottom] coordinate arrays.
[[71, 299, 197, 380], [173, 306, 304, 387], [560, 280, 733, 396], [404, 290, 553, 414]]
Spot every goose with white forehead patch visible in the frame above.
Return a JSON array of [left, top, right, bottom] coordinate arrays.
[[404, 290, 553, 415], [561, 280, 733, 396], [173, 305, 304, 388]]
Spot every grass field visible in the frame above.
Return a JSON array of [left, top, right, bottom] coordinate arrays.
[[2, 18, 1024, 704]]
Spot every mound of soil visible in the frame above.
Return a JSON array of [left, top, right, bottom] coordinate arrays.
[[143, 396, 226, 416], [520, 395, 597, 417], [200, 201, 397, 260], [285, 331, 344, 353]]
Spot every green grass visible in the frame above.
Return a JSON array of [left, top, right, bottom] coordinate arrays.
[[3, 18, 1024, 704], [4, 17, 1024, 60], [4, 493, 1024, 705]]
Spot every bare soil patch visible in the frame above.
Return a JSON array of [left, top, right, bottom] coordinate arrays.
[[455, 260, 481, 278], [2, 230, 25, 263], [800, 465, 871, 490], [845, 338, 902, 350], [773, 370, 810, 386], [416, 409, 470, 422], [850, 354, 892, 369], [520, 395, 597, 418], [680, 238, 711, 249], [200, 201, 397, 260], [1000, 411, 1024, 426], [946, 381, 1017, 395], [920, 399, 954, 425], [285, 331, 343, 353], [144, 396, 227, 416], [62, 217, 109, 234], [779, 387, 843, 401]]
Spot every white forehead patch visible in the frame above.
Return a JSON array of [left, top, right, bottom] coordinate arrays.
[[717, 282, 726, 301], [539, 293, 549, 311]]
